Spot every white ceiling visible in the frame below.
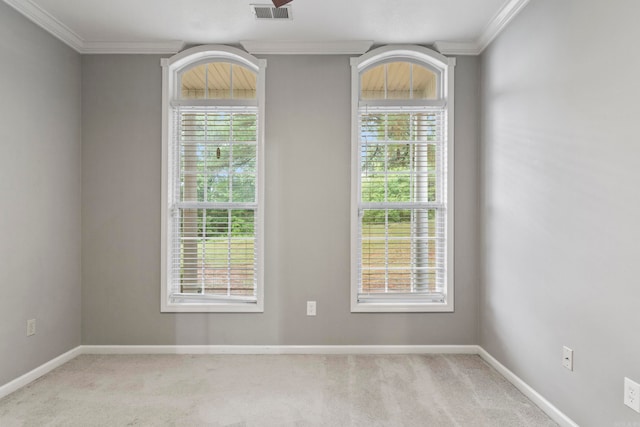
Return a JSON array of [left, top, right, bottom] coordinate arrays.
[[3, 0, 530, 55]]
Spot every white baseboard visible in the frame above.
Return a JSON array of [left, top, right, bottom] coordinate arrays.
[[0, 346, 82, 400], [81, 344, 479, 355], [477, 347, 579, 427], [0, 343, 578, 427]]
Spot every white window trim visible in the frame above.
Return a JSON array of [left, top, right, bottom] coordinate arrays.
[[350, 45, 455, 313], [161, 45, 266, 312]]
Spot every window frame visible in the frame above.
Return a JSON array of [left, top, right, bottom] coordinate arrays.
[[350, 45, 455, 313], [161, 45, 266, 312]]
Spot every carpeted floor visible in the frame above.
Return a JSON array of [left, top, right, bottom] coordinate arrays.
[[0, 354, 556, 426]]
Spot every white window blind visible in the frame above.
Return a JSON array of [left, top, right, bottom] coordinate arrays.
[[357, 107, 447, 304], [169, 106, 259, 304]]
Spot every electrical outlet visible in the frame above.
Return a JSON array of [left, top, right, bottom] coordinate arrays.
[[562, 346, 573, 371], [624, 377, 640, 413], [306, 301, 316, 316], [27, 319, 36, 336]]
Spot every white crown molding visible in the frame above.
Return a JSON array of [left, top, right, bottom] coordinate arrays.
[[3, 0, 83, 51], [433, 41, 481, 56], [79, 41, 185, 55], [476, 0, 531, 52], [2, 0, 185, 54], [434, 0, 530, 55], [240, 40, 374, 55], [5, 0, 527, 56]]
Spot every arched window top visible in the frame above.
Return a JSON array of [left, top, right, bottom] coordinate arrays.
[[352, 45, 455, 102], [179, 61, 257, 100], [163, 45, 266, 104], [360, 61, 438, 100]]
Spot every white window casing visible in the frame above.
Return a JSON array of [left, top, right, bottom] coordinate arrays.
[[350, 45, 455, 312], [161, 45, 266, 312]]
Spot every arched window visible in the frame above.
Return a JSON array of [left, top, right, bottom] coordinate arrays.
[[350, 46, 455, 312], [161, 46, 266, 312]]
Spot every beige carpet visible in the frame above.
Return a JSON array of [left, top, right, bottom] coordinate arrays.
[[0, 354, 556, 426]]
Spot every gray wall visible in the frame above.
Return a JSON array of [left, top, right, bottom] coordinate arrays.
[[81, 54, 480, 345], [480, 0, 640, 424], [0, 3, 82, 385]]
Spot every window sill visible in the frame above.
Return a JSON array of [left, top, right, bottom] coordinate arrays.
[[161, 302, 264, 313], [350, 301, 453, 313]]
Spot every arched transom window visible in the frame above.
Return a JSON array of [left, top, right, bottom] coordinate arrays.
[[350, 46, 455, 312], [180, 62, 257, 100], [161, 46, 266, 312], [360, 61, 439, 100]]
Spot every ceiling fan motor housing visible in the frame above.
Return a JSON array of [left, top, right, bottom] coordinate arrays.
[[273, 0, 293, 8]]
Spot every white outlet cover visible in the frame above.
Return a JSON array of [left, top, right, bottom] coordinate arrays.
[[306, 301, 316, 316], [624, 377, 640, 413], [562, 346, 573, 371], [27, 319, 36, 336]]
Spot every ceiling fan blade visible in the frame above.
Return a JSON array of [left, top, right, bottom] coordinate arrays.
[[272, 0, 293, 7]]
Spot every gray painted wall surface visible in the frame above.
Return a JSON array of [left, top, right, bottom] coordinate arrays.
[[81, 54, 480, 345], [0, 3, 82, 385], [480, 0, 640, 424]]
